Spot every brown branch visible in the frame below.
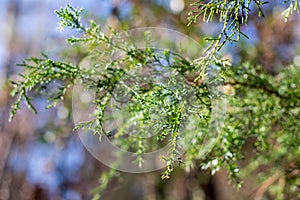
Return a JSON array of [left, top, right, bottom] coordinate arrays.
[[253, 170, 282, 200], [224, 80, 285, 99]]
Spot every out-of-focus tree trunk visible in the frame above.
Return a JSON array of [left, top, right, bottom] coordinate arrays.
[[0, 1, 22, 199]]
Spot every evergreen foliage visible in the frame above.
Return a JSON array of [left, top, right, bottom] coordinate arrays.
[[9, 1, 300, 199]]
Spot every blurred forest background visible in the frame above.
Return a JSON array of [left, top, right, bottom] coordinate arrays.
[[0, 0, 300, 199]]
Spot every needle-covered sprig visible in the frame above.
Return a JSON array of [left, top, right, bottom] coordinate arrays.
[[9, 3, 300, 199]]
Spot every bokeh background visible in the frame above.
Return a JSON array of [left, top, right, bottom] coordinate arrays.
[[0, 0, 300, 199]]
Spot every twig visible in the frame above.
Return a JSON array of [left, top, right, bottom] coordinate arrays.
[[253, 170, 282, 200]]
